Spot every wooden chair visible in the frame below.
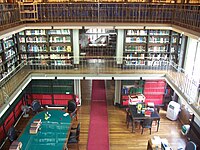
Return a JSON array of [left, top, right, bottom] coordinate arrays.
[[126, 108, 133, 129], [140, 118, 153, 134], [7, 126, 18, 143], [126, 108, 142, 131], [7, 126, 21, 144], [71, 122, 80, 131], [31, 100, 41, 113], [185, 141, 196, 150], [67, 123, 80, 150]]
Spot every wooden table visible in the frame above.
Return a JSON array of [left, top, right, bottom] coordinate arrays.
[[129, 105, 160, 133]]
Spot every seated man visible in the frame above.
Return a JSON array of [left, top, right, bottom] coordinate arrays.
[[66, 100, 78, 120]]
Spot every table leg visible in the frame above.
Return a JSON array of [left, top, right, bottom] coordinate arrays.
[[132, 120, 135, 133], [157, 119, 160, 132]]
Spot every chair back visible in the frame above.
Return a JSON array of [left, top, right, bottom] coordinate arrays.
[[185, 141, 196, 150], [68, 100, 77, 113], [75, 123, 80, 141], [32, 100, 41, 112], [70, 110, 76, 119], [142, 118, 153, 128], [7, 126, 17, 142]]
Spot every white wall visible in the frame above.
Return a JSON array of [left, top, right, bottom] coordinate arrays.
[[183, 38, 199, 101], [184, 38, 199, 78]]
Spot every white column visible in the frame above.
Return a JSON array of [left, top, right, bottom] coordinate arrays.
[[74, 80, 82, 106], [73, 29, 80, 64], [116, 29, 124, 64], [114, 80, 121, 105]]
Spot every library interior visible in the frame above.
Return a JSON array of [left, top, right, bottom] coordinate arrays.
[[0, 0, 200, 150]]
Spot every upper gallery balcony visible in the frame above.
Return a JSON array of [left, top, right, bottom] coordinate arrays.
[[0, 2, 199, 35]]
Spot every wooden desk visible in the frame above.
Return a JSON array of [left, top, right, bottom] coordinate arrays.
[[19, 110, 72, 150], [129, 105, 160, 133]]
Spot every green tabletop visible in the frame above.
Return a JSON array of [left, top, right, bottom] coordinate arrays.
[[19, 110, 71, 150]]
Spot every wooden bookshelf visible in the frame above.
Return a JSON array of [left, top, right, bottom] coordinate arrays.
[[18, 29, 73, 68], [0, 34, 19, 80], [123, 29, 182, 68]]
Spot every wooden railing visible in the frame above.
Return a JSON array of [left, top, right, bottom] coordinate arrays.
[[0, 57, 199, 122], [0, 3, 199, 32], [0, 3, 21, 31]]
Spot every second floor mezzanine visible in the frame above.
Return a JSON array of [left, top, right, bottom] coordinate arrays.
[[0, 58, 200, 121], [0, 2, 199, 34]]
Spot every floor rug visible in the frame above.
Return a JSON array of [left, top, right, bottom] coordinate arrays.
[[87, 80, 109, 150]]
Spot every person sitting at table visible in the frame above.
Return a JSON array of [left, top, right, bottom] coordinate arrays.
[[66, 100, 78, 120]]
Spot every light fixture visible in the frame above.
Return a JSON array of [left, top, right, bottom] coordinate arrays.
[[54, 26, 82, 29], [85, 77, 112, 80], [145, 26, 172, 30], [115, 26, 144, 29], [142, 76, 165, 80], [114, 77, 140, 80], [25, 26, 52, 29], [57, 77, 83, 79], [31, 76, 55, 79], [84, 26, 114, 29]]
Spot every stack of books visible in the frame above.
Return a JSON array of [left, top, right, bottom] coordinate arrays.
[[145, 110, 152, 117], [29, 119, 42, 134], [9, 141, 22, 150]]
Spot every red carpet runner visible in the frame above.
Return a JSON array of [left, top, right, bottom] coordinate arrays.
[[87, 80, 109, 150]]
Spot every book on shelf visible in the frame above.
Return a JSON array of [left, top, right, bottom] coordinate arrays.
[[127, 30, 147, 36]]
